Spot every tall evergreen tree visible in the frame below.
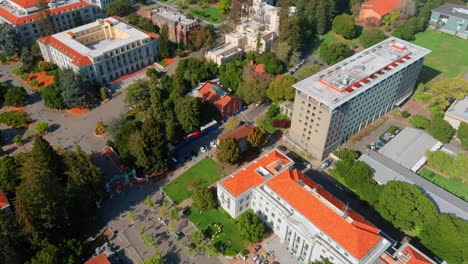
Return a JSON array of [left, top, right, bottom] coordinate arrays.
[[159, 25, 170, 59], [149, 82, 165, 120], [0, 24, 20, 56], [36, 0, 55, 36]]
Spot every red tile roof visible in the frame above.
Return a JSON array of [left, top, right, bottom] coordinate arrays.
[[266, 169, 383, 259], [85, 253, 111, 264], [198, 82, 243, 118], [37, 35, 92, 67], [11, 0, 52, 8], [361, 0, 402, 16], [0, 1, 91, 25], [255, 64, 265, 73], [0, 189, 10, 209], [403, 246, 434, 264], [221, 151, 291, 196], [218, 124, 251, 141]]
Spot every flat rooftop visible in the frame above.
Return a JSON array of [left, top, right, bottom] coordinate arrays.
[[293, 37, 431, 109], [152, 8, 197, 26], [445, 96, 468, 122], [432, 2, 468, 20], [51, 17, 151, 58]]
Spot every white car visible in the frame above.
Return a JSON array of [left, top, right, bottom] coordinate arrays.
[[200, 146, 207, 153], [210, 140, 217, 148]]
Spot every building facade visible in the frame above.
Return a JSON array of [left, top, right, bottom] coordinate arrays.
[[286, 38, 430, 160], [38, 16, 158, 84], [149, 7, 199, 44], [429, 3, 468, 39], [443, 96, 467, 129], [0, 0, 98, 46], [195, 81, 243, 119]]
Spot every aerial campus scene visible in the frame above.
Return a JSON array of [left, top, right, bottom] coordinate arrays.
[[0, 0, 467, 263]]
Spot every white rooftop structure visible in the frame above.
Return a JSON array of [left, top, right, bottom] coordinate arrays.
[[444, 96, 468, 129], [293, 37, 431, 109]]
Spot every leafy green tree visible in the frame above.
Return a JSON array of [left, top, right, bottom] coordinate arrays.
[[295, 64, 321, 81], [381, 10, 400, 26], [4, 87, 28, 106], [59, 69, 88, 108], [247, 126, 268, 148], [39, 85, 65, 109], [266, 104, 279, 118], [165, 113, 182, 142], [429, 78, 468, 110], [0, 24, 20, 56], [35, 122, 49, 134], [192, 187, 217, 212], [124, 79, 150, 111], [0, 156, 20, 192], [219, 0, 231, 13], [174, 97, 200, 133], [104, 0, 131, 17], [376, 181, 438, 231], [332, 14, 357, 39], [143, 256, 164, 264], [169, 207, 179, 220], [266, 75, 297, 103], [225, 116, 240, 132], [392, 17, 424, 41], [238, 210, 265, 243], [0, 83, 8, 105], [319, 43, 350, 65], [359, 28, 387, 48], [425, 150, 453, 174], [237, 78, 269, 104], [110, 119, 141, 166], [28, 243, 61, 264], [190, 231, 203, 245], [20, 47, 36, 71], [14, 137, 65, 246], [334, 148, 358, 160], [427, 118, 455, 143], [409, 114, 430, 129], [146, 68, 158, 83], [216, 137, 240, 165], [149, 82, 165, 120], [257, 52, 286, 76], [219, 58, 245, 91], [189, 25, 215, 50], [13, 135, 23, 145], [0, 209, 28, 264], [457, 122, 468, 150], [159, 25, 170, 59]]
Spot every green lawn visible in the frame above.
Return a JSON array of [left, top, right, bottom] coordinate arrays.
[[412, 91, 432, 104], [411, 29, 468, 85], [188, 6, 223, 23], [185, 207, 247, 251], [313, 31, 361, 55], [418, 167, 468, 201], [163, 158, 222, 204]]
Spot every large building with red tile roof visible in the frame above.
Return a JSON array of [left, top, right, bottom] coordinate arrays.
[[85, 253, 111, 264], [0, 0, 98, 45], [358, 0, 402, 24], [217, 124, 252, 152], [0, 189, 10, 210], [217, 149, 438, 264], [38, 16, 159, 84], [196, 81, 243, 119]]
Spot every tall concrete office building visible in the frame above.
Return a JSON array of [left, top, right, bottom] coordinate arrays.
[[287, 37, 431, 159]]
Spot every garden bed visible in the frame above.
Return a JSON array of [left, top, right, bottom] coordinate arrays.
[[163, 158, 222, 204], [14, 70, 56, 90]]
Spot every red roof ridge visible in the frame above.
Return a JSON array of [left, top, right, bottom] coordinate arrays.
[[360, 0, 401, 16], [85, 253, 111, 264], [218, 124, 251, 141], [0, 189, 10, 209], [38, 35, 91, 67]]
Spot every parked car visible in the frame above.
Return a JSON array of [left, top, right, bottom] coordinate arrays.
[[377, 142, 385, 148], [254, 245, 262, 252], [366, 144, 371, 151], [256, 260, 263, 264], [336, 184, 344, 191], [210, 140, 217, 148], [278, 145, 287, 152], [200, 146, 207, 153], [320, 162, 329, 169], [264, 260, 270, 264], [252, 254, 260, 261]]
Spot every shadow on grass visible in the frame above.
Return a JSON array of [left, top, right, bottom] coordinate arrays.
[[418, 65, 441, 85]]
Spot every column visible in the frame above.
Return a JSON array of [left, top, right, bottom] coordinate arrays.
[[296, 237, 305, 257], [289, 230, 296, 248]]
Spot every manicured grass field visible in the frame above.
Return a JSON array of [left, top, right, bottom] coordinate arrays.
[[163, 158, 222, 204], [185, 207, 247, 251], [412, 91, 432, 104], [411, 29, 468, 84], [188, 6, 223, 23], [418, 167, 468, 201]]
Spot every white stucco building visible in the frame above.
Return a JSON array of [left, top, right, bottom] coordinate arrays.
[[205, 0, 279, 65], [37, 16, 159, 84], [0, 0, 98, 45]]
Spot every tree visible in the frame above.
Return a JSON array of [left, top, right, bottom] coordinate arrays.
[[39, 85, 65, 110], [257, 52, 286, 76], [0, 83, 8, 105], [381, 10, 400, 26], [174, 97, 201, 133], [295, 64, 321, 81], [28, 243, 61, 264], [398, 0, 416, 17], [457, 122, 468, 150], [237, 78, 269, 104], [36, 0, 54, 36], [216, 137, 240, 165], [409, 114, 430, 129], [392, 17, 424, 40], [124, 79, 151, 111], [332, 14, 357, 39], [225, 116, 240, 131], [37, 61, 58, 72], [429, 78, 468, 110], [13, 135, 23, 145], [146, 68, 158, 83], [192, 187, 217, 212], [238, 210, 265, 243], [143, 256, 164, 264], [247, 126, 268, 148], [4, 87, 28, 106], [319, 43, 350, 65], [169, 207, 179, 220], [20, 47, 36, 71], [0, 156, 20, 192], [376, 181, 438, 231], [219, 0, 231, 14], [427, 118, 455, 143], [0, 24, 20, 56], [219, 59, 245, 91], [266, 75, 297, 103], [104, 0, 131, 17], [189, 26, 215, 50], [190, 230, 203, 245], [58, 69, 87, 108], [334, 148, 358, 160], [159, 25, 170, 59], [360, 29, 387, 48], [149, 82, 165, 120]]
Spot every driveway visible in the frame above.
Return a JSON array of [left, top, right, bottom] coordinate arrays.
[[262, 235, 301, 264]]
